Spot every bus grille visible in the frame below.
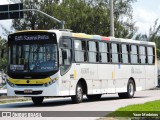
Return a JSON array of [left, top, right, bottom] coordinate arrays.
[[15, 84, 43, 86], [15, 90, 43, 95]]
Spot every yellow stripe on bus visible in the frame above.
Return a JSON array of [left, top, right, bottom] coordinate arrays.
[[8, 77, 51, 84], [112, 72, 114, 79], [74, 70, 77, 80]]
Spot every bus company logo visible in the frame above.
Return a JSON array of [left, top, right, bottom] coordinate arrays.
[[2, 112, 11, 117]]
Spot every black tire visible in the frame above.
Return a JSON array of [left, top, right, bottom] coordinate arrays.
[[71, 83, 83, 103], [118, 80, 135, 99], [32, 97, 44, 105], [87, 94, 102, 101]]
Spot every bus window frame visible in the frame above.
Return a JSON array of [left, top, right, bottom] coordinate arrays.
[[71, 37, 156, 66], [72, 38, 88, 63], [98, 41, 110, 64], [87, 40, 99, 63], [139, 45, 147, 65], [121, 43, 130, 64], [146, 45, 155, 65]]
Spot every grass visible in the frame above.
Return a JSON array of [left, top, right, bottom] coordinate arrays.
[[117, 100, 160, 111], [107, 100, 160, 118], [0, 98, 31, 104]]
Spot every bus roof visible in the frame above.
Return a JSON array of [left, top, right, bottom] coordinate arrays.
[[13, 29, 155, 46], [57, 30, 155, 46]]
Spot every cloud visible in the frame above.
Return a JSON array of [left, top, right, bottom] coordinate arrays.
[[133, 7, 159, 34]]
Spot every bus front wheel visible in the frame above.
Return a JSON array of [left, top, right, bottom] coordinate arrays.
[[118, 80, 135, 99], [32, 97, 44, 105], [71, 83, 83, 103]]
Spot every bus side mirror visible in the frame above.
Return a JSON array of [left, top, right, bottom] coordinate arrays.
[[62, 50, 67, 60]]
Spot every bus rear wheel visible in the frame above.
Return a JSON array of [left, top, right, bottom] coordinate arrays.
[[71, 83, 83, 103], [32, 97, 44, 105], [118, 80, 135, 99], [87, 94, 102, 101]]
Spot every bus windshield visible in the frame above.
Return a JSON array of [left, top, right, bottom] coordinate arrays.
[[9, 44, 58, 73]]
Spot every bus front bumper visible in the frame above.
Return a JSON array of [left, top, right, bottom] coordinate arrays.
[[7, 82, 60, 97]]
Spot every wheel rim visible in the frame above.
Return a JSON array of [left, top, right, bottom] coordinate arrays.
[[129, 83, 134, 96], [77, 86, 82, 101]]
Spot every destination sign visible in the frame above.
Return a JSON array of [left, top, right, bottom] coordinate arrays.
[[15, 35, 50, 41]]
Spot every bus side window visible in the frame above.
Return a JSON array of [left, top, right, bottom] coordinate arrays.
[[60, 38, 72, 48], [62, 49, 71, 65], [122, 44, 129, 64], [74, 39, 87, 62], [130, 45, 138, 64], [139, 46, 146, 64], [60, 38, 72, 75], [111, 43, 118, 63], [99, 42, 108, 63], [88, 41, 97, 63], [147, 46, 154, 64]]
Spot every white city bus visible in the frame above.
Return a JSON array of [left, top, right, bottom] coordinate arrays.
[[6, 30, 157, 104]]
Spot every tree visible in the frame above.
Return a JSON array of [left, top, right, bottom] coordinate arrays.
[[10, 0, 137, 38], [135, 19, 160, 57], [0, 36, 7, 71]]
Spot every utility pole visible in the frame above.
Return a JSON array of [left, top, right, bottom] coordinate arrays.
[[110, 0, 114, 37]]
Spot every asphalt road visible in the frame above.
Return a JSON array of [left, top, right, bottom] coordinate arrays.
[[0, 89, 160, 120]]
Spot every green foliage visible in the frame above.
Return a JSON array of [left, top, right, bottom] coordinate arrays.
[[11, 0, 137, 38], [0, 58, 7, 71], [0, 36, 7, 70], [135, 19, 160, 57], [107, 100, 160, 117]]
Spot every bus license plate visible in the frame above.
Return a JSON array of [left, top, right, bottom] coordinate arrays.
[[24, 89, 32, 93]]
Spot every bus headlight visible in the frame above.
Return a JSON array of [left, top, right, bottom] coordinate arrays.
[[7, 79, 15, 87], [44, 77, 58, 87]]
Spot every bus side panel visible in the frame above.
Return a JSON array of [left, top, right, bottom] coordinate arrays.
[[115, 65, 131, 93], [131, 65, 146, 91], [155, 66, 158, 87], [145, 65, 156, 89], [98, 64, 115, 93], [74, 63, 98, 95]]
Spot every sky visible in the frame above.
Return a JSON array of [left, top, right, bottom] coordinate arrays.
[[0, 0, 160, 38], [133, 0, 160, 35]]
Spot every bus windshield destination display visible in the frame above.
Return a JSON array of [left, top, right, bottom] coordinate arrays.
[[15, 35, 49, 41]]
